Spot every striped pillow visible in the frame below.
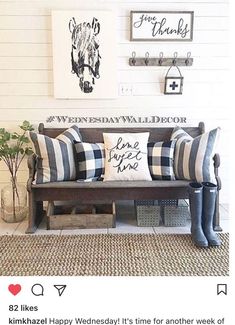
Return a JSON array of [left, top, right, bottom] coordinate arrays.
[[171, 126, 220, 182], [29, 125, 82, 184], [148, 140, 176, 180], [74, 141, 105, 181]]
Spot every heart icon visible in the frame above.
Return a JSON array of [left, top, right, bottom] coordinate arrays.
[[8, 284, 21, 296]]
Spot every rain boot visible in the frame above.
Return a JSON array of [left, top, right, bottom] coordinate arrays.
[[188, 182, 208, 247], [202, 182, 221, 246]]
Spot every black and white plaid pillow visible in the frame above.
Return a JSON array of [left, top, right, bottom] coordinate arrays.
[[74, 141, 105, 181], [148, 140, 176, 180]]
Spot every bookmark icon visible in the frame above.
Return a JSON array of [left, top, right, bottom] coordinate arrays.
[[54, 285, 67, 296], [217, 284, 227, 296]]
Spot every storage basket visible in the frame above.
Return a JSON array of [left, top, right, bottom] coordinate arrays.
[[159, 199, 178, 206], [135, 200, 159, 205], [163, 199, 189, 227], [135, 200, 161, 227], [47, 201, 116, 230]]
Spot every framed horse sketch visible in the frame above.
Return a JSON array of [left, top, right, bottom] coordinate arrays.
[[52, 11, 117, 99]]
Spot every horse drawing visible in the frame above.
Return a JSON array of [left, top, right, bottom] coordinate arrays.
[[69, 17, 101, 93]]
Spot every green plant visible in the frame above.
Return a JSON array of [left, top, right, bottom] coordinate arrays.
[[0, 121, 34, 220]]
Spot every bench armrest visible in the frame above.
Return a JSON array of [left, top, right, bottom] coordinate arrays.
[[27, 154, 37, 192], [213, 153, 221, 190]]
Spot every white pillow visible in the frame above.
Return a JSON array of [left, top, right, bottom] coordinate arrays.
[[103, 133, 152, 181]]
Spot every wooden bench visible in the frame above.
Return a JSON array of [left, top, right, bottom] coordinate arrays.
[[26, 122, 222, 233]]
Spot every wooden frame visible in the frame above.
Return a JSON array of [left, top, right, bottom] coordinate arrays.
[[130, 11, 194, 42]]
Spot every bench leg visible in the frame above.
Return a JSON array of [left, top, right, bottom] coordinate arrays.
[[213, 191, 223, 232], [26, 192, 44, 234]]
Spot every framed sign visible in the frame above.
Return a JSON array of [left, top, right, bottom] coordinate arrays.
[[52, 10, 117, 99], [130, 11, 194, 42], [164, 77, 183, 95]]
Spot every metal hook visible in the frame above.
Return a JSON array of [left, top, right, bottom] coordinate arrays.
[[158, 52, 163, 66], [131, 51, 136, 65], [185, 51, 191, 66], [173, 52, 178, 65], [145, 52, 149, 65]]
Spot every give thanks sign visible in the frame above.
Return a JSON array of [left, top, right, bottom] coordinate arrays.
[[130, 11, 194, 41]]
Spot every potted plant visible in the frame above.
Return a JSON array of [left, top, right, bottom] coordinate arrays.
[[0, 121, 34, 223]]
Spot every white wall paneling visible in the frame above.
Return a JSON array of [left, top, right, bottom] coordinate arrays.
[[0, 29, 229, 44], [0, 16, 229, 31], [0, 0, 230, 203]]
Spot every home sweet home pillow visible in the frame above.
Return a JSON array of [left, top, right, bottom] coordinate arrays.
[[171, 126, 220, 183], [103, 133, 152, 181]]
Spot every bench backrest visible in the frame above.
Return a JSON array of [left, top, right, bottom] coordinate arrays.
[[38, 122, 205, 142]]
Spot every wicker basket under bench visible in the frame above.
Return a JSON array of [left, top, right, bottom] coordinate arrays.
[[26, 122, 222, 233]]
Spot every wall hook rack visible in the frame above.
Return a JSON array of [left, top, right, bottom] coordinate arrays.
[[129, 51, 193, 67]]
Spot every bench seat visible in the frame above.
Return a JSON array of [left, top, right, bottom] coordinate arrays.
[[31, 180, 191, 201], [31, 180, 190, 189]]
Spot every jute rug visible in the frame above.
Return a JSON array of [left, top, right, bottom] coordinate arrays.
[[0, 233, 229, 276]]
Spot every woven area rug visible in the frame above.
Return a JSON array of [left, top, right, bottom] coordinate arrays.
[[0, 233, 229, 276]]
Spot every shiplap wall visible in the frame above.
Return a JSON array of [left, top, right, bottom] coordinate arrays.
[[0, 0, 229, 202]]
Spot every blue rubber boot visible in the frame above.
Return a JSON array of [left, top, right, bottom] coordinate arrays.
[[188, 183, 208, 247], [202, 182, 221, 247]]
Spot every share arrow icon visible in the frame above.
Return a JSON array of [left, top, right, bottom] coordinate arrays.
[[54, 285, 67, 296]]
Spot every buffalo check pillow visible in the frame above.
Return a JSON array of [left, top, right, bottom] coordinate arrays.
[[148, 140, 176, 180], [74, 141, 105, 181], [29, 125, 82, 184], [171, 126, 220, 182]]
